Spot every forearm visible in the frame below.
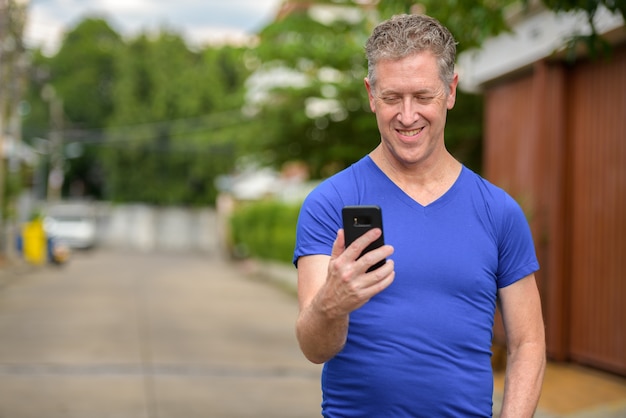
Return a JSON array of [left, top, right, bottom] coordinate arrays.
[[296, 298, 349, 364], [500, 342, 546, 418]]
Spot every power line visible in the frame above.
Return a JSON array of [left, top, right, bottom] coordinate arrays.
[[56, 109, 253, 144]]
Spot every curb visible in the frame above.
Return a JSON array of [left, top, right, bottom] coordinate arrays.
[[238, 258, 298, 296]]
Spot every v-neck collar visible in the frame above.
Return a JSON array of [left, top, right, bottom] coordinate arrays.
[[364, 155, 465, 213]]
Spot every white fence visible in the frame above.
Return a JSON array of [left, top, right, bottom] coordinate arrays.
[[96, 204, 219, 254]]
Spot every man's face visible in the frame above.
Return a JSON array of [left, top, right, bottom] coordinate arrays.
[[365, 51, 458, 168]]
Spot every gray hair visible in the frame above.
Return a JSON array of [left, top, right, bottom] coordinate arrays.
[[365, 14, 457, 90]]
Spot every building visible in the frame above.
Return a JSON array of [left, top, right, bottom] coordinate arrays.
[[458, 4, 626, 376]]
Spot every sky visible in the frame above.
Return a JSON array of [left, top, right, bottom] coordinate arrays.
[[25, 0, 284, 54]]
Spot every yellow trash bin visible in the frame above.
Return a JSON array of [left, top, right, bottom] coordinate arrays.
[[22, 219, 47, 265]]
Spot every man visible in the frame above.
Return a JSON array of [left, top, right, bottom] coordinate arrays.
[[293, 13, 546, 417]]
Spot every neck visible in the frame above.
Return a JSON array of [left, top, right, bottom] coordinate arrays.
[[370, 146, 462, 206]]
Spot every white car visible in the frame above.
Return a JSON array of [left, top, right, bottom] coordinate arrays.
[[44, 203, 97, 249]]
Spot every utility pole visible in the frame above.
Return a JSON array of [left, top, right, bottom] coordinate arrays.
[[0, 0, 30, 257], [0, 0, 11, 254], [41, 84, 64, 202]]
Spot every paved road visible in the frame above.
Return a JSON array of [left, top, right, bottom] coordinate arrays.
[[3, 250, 626, 418], [0, 250, 322, 418]]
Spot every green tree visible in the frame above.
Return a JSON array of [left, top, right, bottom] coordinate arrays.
[[49, 18, 123, 128], [539, 0, 626, 59], [22, 18, 124, 199], [376, 0, 516, 51], [102, 30, 252, 205], [23, 17, 254, 205], [244, 4, 379, 178]]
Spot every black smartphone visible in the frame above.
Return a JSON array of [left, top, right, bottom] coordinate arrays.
[[342, 205, 386, 272]]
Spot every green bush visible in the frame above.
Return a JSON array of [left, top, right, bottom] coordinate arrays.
[[229, 200, 301, 264]]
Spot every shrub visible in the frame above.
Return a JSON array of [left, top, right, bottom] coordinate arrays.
[[229, 199, 301, 264]]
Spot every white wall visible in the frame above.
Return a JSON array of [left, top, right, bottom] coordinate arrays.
[[97, 204, 219, 254]]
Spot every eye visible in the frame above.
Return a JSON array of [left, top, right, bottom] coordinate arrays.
[[381, 96, 401, 104], [416, 95, 434, 103]]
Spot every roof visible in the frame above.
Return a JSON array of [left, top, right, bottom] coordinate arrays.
[[457, 5, 625, 92]]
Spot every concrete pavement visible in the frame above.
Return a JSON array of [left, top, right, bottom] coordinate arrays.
[[1, 251, 626, 417], [0, 250, 322, 418]]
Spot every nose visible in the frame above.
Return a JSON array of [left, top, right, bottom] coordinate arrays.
[[397, 96, 418, 125]]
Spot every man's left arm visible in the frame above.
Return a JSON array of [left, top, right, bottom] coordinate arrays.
[[498, 273, 546, 418]]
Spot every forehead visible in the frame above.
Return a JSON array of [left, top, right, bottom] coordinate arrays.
[[374, 52, 443, 92]]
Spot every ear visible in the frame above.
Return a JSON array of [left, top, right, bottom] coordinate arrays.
[[447, 73, 459, 110], [364, 78, 376, 113]]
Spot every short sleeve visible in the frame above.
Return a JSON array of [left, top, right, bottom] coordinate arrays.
[[292, 180, 344, 267], [496, 194, 540, 288]]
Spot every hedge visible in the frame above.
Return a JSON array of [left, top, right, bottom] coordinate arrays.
[[229, 200, 301, 264]]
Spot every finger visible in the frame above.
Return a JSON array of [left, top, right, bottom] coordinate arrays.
[[349, 260, 396, 311], [365, 261, 395, 293], [344, 228, 382, 261], [357, 244, 394, 273], [365, 256, 394, 279]]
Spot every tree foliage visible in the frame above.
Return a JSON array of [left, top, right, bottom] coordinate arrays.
[[541, 0, 625, 20], [49, 18, 123, 128], [246, 7, 379, 177], [24, 20, 253, 205], [103, 32, 254, 205], [23, 18, 123, 199], [19, 1, 622, 206], [538, 0, 626, 59], [376, 0, 517, 52]]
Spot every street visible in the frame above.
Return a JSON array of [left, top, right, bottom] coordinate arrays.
[[0, 250, 322, 418]]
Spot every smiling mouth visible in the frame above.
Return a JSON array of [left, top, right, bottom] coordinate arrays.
[[397, 128, 423, 137]]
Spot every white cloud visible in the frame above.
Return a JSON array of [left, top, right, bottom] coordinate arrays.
[[89, 0, 160, 14]]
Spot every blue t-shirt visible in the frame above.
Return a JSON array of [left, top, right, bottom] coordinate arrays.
[[294, 156, 539, 417]]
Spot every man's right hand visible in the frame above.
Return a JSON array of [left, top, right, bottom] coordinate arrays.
[[295, 228, 394, 363], [321, 228, 395, 317]]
